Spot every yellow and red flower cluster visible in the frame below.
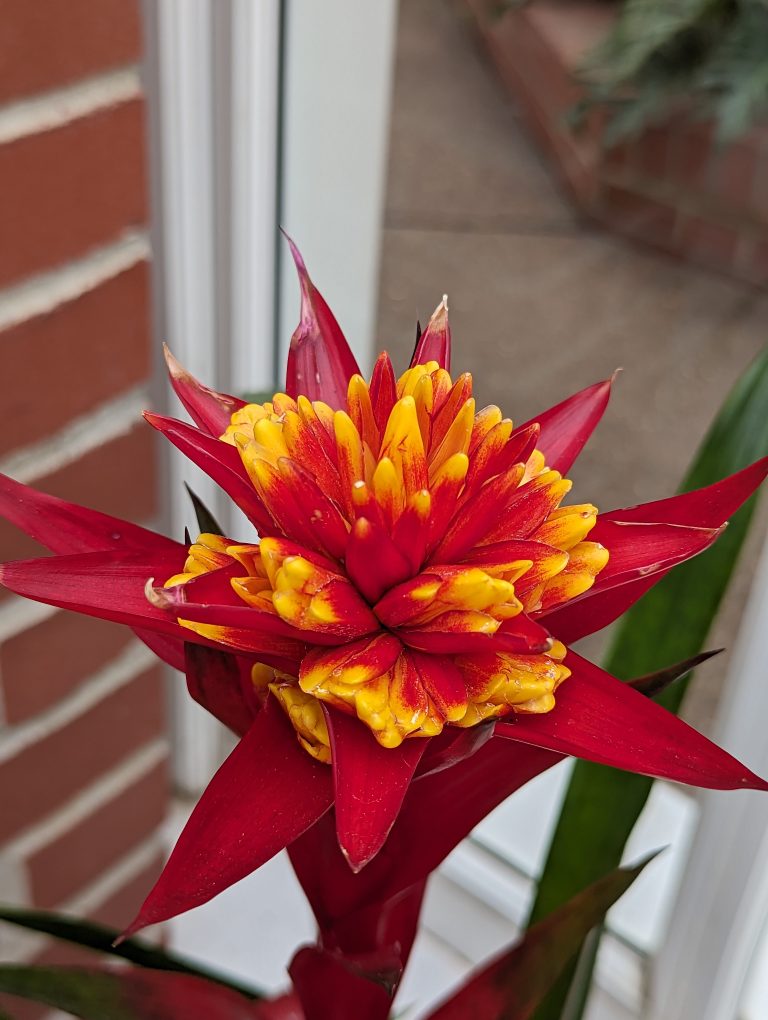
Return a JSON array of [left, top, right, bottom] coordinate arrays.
[[164, 338, 609, 757]]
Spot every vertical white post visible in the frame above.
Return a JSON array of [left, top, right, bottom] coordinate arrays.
[[143, 0, 222, 794], [227, 0, 281, 398], [142, 0, 281, 792], [650, 533, 768, 1020], [278, 0, 399, 373]]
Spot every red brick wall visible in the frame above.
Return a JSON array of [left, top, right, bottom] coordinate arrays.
[[0, 4, 170, 1011]]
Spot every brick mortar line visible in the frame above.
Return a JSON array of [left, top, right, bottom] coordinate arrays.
[[0, 66, 142, 146], [0, 384, 150, 484], [0, 640, 157, 761], [2, 833, 168, 965], [6, 738, 169, 858], [0, 599, 59, 645], [0, 229, 150, 333], [62, 830, 167, 923]]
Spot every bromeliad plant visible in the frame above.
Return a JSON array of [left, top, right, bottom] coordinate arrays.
[[0, 240, 767, 1020]]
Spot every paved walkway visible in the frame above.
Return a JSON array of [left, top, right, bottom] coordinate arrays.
[[376, 0, 767, 730]]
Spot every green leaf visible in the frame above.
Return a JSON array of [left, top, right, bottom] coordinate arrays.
[[184, 483, 225, 537], [0, 905, 263, 1000], [423, 855, 656, 1020], [0, 965, 262, 1020], [528, 347, 768, 1020]]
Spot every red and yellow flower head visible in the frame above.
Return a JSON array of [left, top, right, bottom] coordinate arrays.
[[161, 314, 610, 760]]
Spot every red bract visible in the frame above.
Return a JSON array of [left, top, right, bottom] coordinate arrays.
[[1, 241, 766, 1020]]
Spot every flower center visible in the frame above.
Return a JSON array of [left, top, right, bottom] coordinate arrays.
[[163, 360, 608, 757]]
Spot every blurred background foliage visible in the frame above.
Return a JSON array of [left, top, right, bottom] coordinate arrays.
[[574, 0, 768, 143]]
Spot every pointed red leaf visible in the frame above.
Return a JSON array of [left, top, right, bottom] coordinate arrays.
[[164, 345, 246, 436], [123, 700, 333, 937], [544, 458, 768, 642], [289, 736, 559, 928], [599, 457, 768, 528], [284, 236, 361, 408], [290, 944, 395, 1020], [0, 550, 186, 637], [410, 297, 451, 371], [326, 710, 427, 872], [144, 412, 274, 533], [496, 651, 768, 791], [0, 471, 182, 557], [0, 474, 194, 670], [517, 377, 613, 474], [184, 644, 260, 737], [537, 520, 721, 618]]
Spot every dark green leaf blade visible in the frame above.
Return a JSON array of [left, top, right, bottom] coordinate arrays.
[[423, 855, 655, 1020], [627, 648, 723, 699], [0, 965, 262, 1020], [528, 347, 768, 1020], [184, 483, 224, 536], [0, 906, 263, 1000]]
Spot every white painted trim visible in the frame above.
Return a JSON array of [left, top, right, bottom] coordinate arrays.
[[142, 0, 281, 791], [278, 0, 399, 374], [650, 533, 768, 1020], [226, 0, 280, 397], [142, 0, 223, 795], [0, 67, 141, 145]]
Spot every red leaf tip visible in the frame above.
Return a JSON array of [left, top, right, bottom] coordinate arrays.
[[163, 342, 186, 380]]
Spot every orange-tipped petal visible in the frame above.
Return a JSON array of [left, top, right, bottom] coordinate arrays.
[[299, 634, 403, 695]]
